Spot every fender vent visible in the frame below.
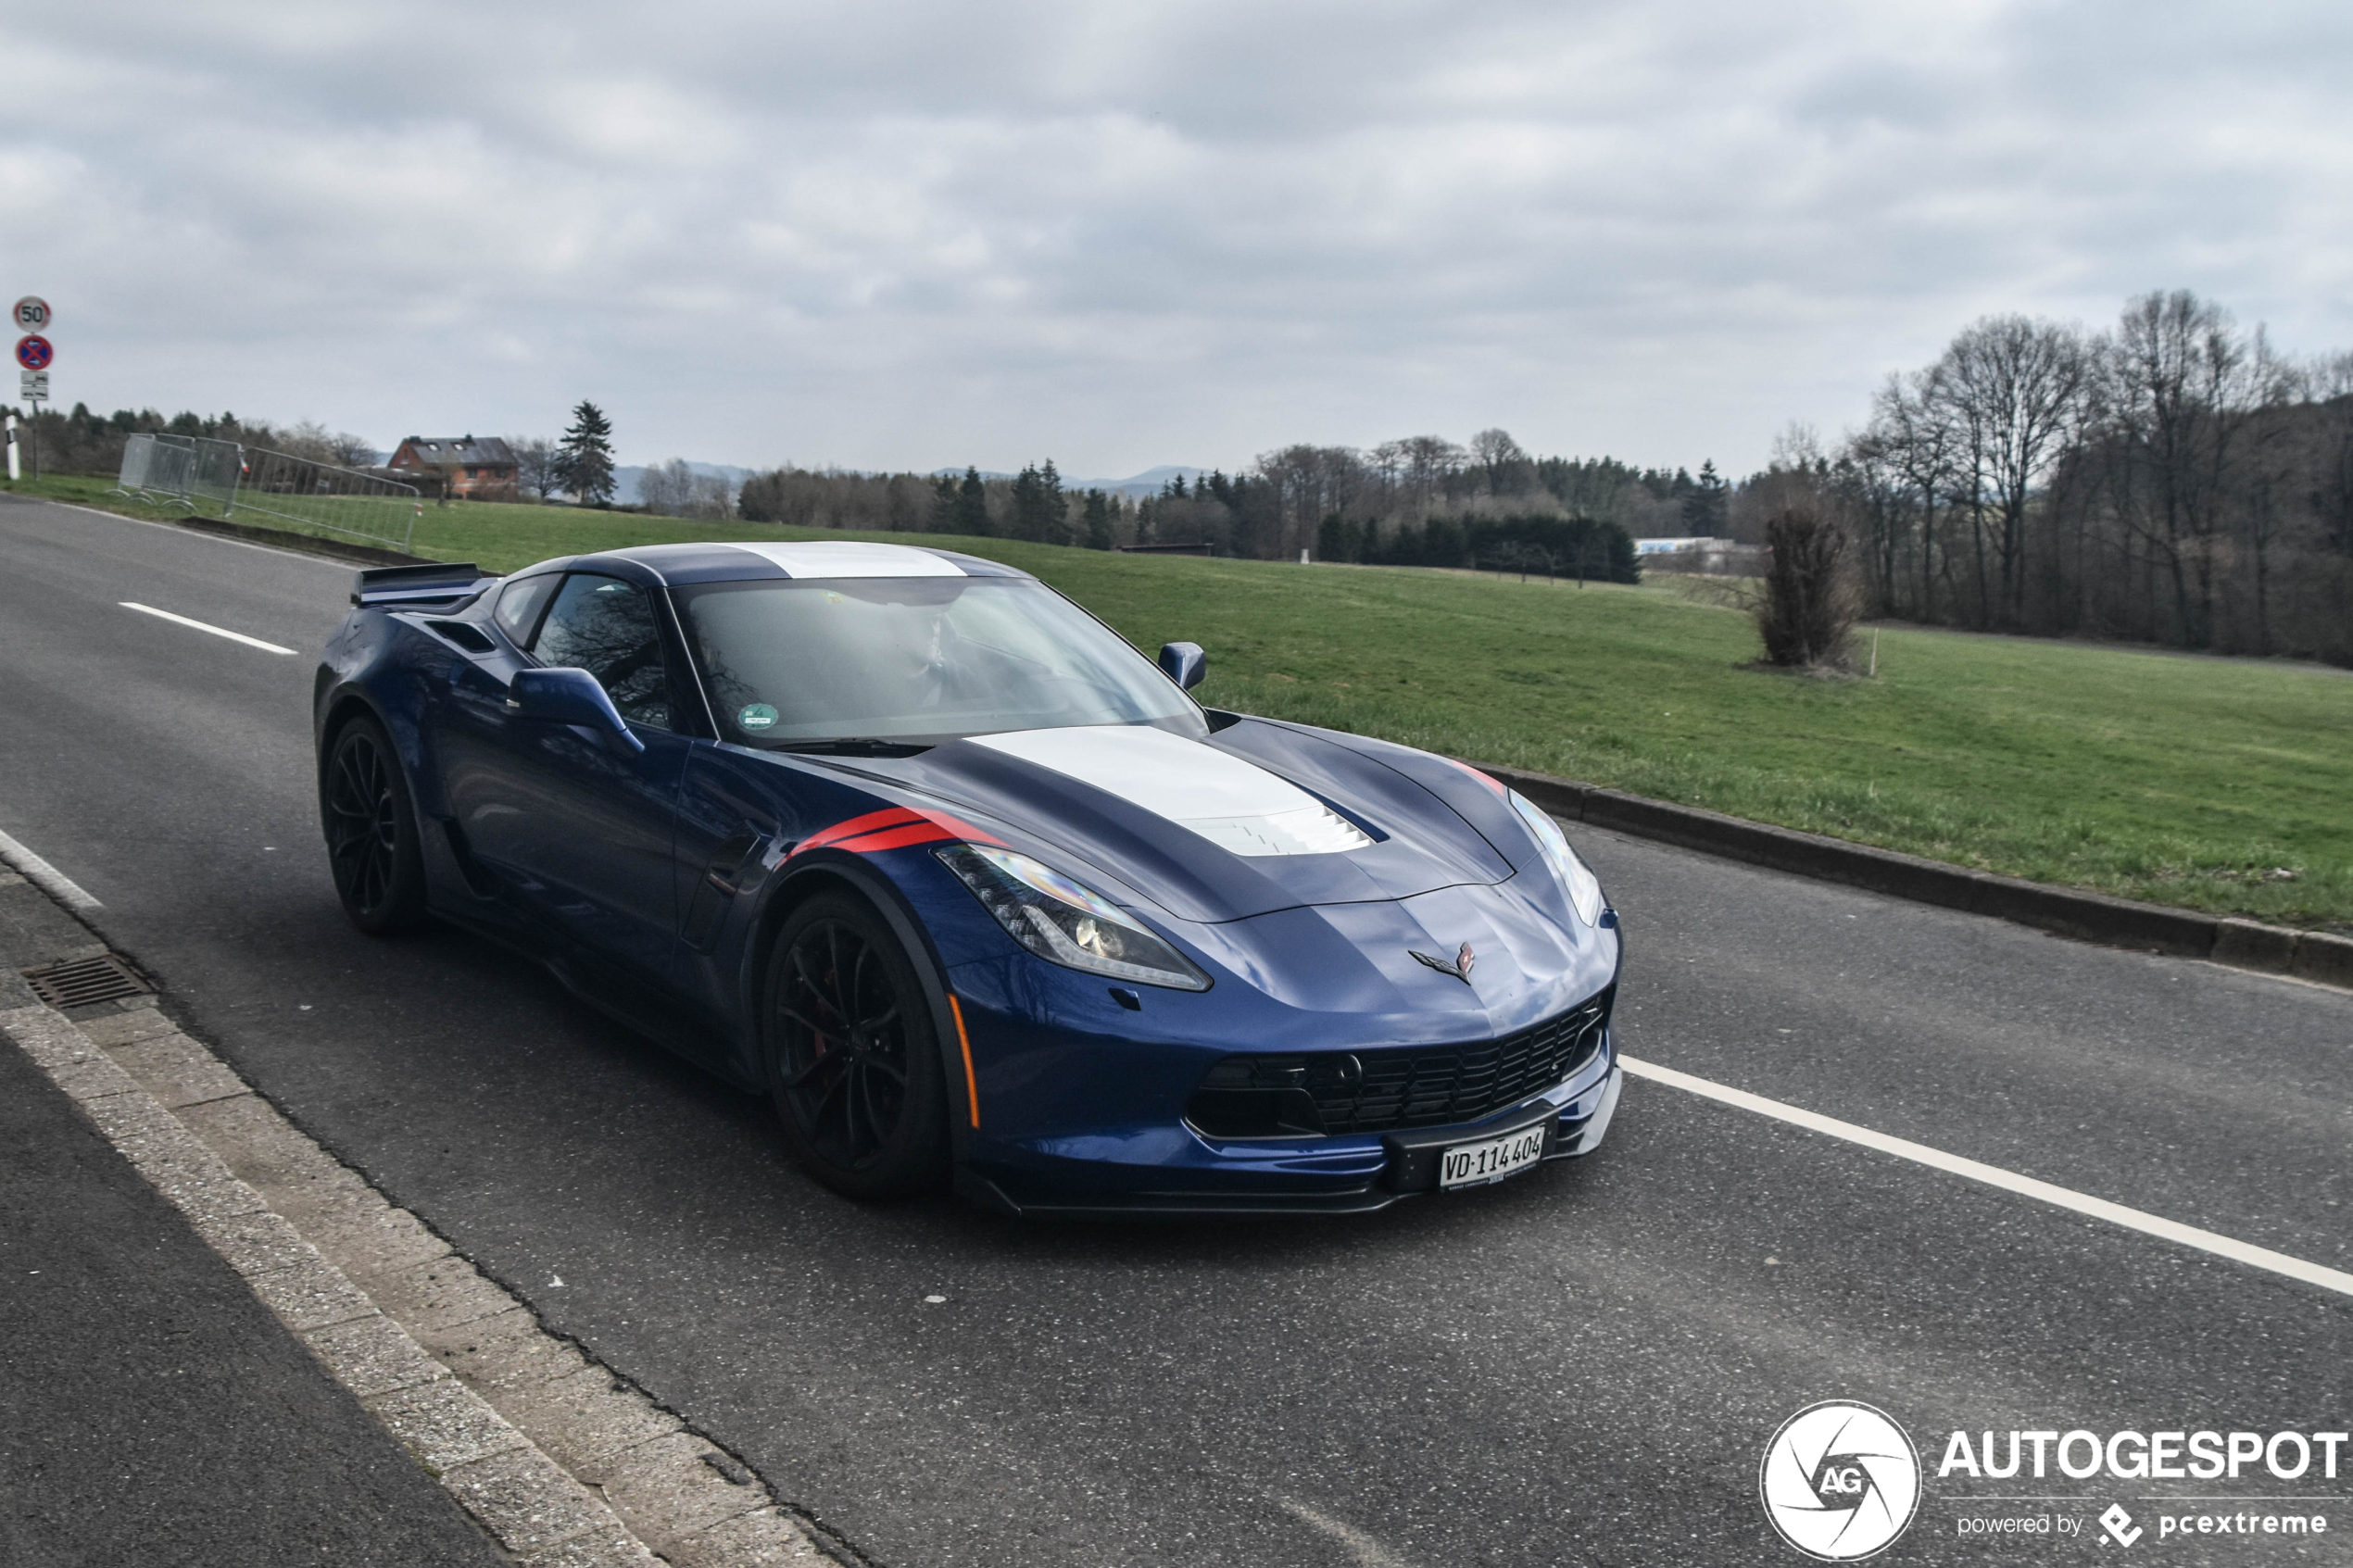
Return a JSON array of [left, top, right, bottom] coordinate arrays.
[[22, 953, 153, 1009]]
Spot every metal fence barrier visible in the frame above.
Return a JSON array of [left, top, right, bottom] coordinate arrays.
[[117, 432, 199, 501], [192, 438, 243, 518], [115, 432, 159, 493], [114, 433, 423, 554], [233, 445, 422, 554]]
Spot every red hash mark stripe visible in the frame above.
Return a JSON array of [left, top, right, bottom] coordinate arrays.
[[790, 806, 1004, 859], [1445, 756, 1510, 797]]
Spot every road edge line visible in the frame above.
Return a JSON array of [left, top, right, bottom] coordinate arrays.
[[0, 992, 850, 1568], [1618, 1054, 2353, 1298]]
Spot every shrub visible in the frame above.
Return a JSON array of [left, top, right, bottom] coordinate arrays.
[[1756, 508, 1860, 668]]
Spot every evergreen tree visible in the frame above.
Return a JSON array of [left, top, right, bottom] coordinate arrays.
[[1009, 459, 1067, 543], [954, 467, 990, 534], [1681, 458, 1728, 536], [930, 473, 962, 530], [1083, 489, 1114, 550], [556, 401, 616, 506]]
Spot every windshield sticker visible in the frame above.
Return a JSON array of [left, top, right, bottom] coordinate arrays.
[[737, 703, 780, 732]]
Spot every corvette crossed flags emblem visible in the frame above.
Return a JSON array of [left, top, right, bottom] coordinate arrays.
[[1409, 942, 1477, 983]]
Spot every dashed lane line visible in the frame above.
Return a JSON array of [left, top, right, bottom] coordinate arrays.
[[0, 826, 100, 909], [1618, 1055, 2353, 1298], [120, 600, 297, 655]]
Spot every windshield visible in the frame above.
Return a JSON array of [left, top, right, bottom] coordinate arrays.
[[675, 576, 1204, 746]]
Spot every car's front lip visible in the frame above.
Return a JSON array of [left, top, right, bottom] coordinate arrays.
[[963, 1033, 1619, 1217]]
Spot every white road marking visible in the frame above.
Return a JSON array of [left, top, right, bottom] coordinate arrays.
[[0, 827, 100, 909], [1619, 1055, 2353, 1299], [1277, 1498, 1421, 1568], [120, 601, 296, 655]]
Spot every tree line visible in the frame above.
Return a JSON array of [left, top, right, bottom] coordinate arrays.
[[724, 432, 1682, 582], [12, 401, 1667, 589], [1813, 290, 2353, 662], [0, 403, 376, 476]]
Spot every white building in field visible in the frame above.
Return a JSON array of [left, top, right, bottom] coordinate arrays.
[[1634, 536, 1761, 575]]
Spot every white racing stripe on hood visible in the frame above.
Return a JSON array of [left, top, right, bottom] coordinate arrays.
[[723, 541, 964, 579], [970, 725, 1372, 858]]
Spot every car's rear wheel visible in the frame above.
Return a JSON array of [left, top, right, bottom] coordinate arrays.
[[762, 891, 948, 1198], [321, 716, 429, 935]]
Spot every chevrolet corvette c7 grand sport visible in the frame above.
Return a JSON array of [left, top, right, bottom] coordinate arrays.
[[313, 540, 1623, 1213]]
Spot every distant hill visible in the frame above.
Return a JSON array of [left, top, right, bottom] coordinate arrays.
[[1068, 465, 1212, 498], [928, 464, 1212, 499]]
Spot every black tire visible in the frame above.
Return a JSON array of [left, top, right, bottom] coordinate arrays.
[[321, 716, 430, 936], [762, 890, 949, 1199]]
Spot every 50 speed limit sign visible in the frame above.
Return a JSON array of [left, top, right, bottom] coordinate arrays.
[[12, 297, 50, 332]]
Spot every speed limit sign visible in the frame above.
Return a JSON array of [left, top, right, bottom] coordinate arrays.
[[12, 297, 49, 332]]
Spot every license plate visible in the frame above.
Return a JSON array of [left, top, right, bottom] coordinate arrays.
[[1439, 1123, 1548, 1189]]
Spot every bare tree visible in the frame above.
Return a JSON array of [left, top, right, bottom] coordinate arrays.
[[1252, 445, 1369, 558], [1468, 428, 1534, 497], [1395, 435, 1466, 517], [1851, 370, 1954, 619], [2100, 291, 2270, 646], [638, 458, 732, 520], [509, 437, 560, 502], [1931, 315, 2093, 625]]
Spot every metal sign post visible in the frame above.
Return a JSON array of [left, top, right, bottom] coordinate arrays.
[[12, 305, 50, 483]]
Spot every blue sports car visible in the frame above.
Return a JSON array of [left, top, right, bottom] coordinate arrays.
[[313, 540, 1623, 1213]]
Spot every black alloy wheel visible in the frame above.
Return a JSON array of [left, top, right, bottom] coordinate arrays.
[[321, 717, 429, 935], [763, 891, 948, 1198]]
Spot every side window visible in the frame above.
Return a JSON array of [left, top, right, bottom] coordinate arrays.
[[493, 573, 560, 646], [531, 574, 673, 731]]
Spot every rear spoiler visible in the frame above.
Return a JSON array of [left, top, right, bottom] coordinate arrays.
[[350, 561, 497, 610]]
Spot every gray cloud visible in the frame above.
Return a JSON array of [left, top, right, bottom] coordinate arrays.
[[9, 0, 2350, 474]]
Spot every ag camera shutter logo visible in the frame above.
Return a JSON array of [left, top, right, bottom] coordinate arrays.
[[1760, 1400, 1922, 1561]]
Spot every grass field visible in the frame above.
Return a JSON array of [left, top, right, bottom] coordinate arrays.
[[15, 472, 2352, 932]]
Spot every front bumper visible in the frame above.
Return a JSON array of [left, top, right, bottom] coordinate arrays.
[[959, 1042, 1623, 1218]]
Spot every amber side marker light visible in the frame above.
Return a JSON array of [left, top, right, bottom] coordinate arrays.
[[948, 995, 980, 1128]]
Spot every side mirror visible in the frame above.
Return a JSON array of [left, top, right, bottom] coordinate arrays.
[[509, 667, 646, 755], [1158, 642, 1206, 691]]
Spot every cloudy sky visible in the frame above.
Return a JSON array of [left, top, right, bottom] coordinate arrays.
[[9, 1, 2351, 476]]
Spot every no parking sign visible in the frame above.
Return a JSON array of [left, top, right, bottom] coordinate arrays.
[[16, 334, 53, 371]]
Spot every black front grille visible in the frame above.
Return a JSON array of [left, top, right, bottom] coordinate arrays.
[[1186, 986, 1613, 1139]]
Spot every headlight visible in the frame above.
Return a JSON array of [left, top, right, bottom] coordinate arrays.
[[1507, 790, 1606, 926], [937, 845, 1212, 991]]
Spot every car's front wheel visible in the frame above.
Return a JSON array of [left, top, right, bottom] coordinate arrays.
[[762, 890, 949, 1199], [321, 716, 429, 935]]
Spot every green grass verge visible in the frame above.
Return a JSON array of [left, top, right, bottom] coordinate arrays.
[[19, 474, 2352, 931]]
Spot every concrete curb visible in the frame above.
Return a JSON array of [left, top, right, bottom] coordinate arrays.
[[0, 904, 847, 1565], [1476, 761, 2353, 992]]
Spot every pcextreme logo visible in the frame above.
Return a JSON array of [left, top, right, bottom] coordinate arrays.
[[1760, 1401, 1923, 1561]]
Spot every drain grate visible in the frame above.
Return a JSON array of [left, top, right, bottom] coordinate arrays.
[[21, 953, 152, 1009]]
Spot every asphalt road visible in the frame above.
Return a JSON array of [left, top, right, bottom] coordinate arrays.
[[2, 494, 2347, 1567]]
